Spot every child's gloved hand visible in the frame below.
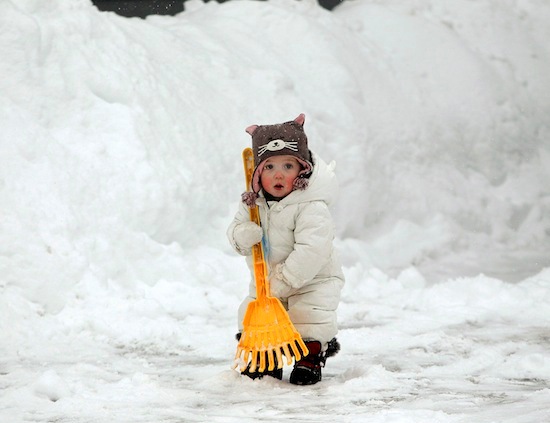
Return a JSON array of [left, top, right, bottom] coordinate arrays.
[[269, 263, 293, 298], [233, 221, 263, 249]]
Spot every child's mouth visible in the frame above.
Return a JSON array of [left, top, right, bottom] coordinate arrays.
[[274, 184, 284, 190]]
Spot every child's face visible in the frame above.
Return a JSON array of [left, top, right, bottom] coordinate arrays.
[[260, 155, 301, 198]]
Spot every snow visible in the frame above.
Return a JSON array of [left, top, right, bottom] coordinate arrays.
[[1, 0, 550, 421]]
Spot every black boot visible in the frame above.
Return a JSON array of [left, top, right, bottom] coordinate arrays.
[[236, 333, 283, 380], [241, 361, 283, 380], [289, 338, 340, 386]]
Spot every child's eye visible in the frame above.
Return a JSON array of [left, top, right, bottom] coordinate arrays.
[[264, 164, 274, 170], [284, 163, 295, 169]]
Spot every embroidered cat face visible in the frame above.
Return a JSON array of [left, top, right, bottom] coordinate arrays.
[[257, 139, 299, 157]]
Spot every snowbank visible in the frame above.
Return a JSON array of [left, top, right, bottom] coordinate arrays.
[[1, 1, 550, 421]]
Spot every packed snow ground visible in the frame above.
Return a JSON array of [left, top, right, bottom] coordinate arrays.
[[1, 0, 550, 422]]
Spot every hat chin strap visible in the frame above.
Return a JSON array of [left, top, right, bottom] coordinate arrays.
[[293, 176, 309, 190], [241, 191, 259, 207]]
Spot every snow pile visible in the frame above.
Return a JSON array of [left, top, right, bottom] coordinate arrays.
[[1, 0, 550, 422]]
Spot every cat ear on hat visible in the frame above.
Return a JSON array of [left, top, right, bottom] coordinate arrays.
[[246, 125, 258, 135], [294, 113, 305, 126]]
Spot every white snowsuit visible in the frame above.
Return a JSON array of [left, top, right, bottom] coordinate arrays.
[[227, 152, 345, 347]]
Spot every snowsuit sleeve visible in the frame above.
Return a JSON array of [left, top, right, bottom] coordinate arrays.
[[279, 201, 334, 289], [227, 201, 253, 256]]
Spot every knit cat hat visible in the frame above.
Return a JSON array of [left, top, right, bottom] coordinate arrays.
[[242, 114, 313, 207]]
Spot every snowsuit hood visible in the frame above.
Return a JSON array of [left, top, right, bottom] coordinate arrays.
[[274, 151, 338, 208]]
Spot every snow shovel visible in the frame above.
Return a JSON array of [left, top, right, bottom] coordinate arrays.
[[234, 147, 308, 373]]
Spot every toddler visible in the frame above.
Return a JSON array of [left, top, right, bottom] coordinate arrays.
[[227, 114, 344, 385]]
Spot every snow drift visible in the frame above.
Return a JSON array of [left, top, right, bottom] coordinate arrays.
[[1, 0, 550, 421]]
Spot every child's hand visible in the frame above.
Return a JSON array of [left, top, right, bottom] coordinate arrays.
[[269, 277, 292, 298], [233, 221, 263, 249], [269, 263, 293, 298]]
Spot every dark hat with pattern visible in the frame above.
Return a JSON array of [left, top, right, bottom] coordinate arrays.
[[242, 114, 312, 206]]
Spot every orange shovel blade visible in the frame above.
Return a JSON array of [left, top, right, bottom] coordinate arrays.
[[234, 296, 309, 373]]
